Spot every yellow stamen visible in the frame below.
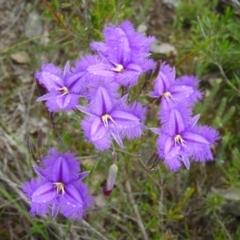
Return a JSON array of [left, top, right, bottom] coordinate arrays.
[[174, 134, 185, 145], [56, 86, 69, 96], [163, 91, 171, 99], [111, 64, 124, 73], [101, 114, 117, 127], [53, 182, 65, 195]]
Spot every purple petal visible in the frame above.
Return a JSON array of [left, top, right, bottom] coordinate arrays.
[[165, 156, 182, 171], [31, 182, 56, 203], [56, 94, 72, 109], [94, 86, 114, 114], [85, 79, 119, 106], [181, 156, 190, 170], [51, 156, 72, 183], [81, 117, 112, 150], [90, 41, 107, 53], [191, 125, 220, 144], [152, 63, 175, 96], [160, 102, 192, 134], [110, 110, 139, 126], [63, 61, 71, 76], [161, 108, 187, 135], [76, 105, 93, 116], [104, 21, 154, 55], [183, 132, 210, 145], [103, 24, 131, 64], [173, 75, 202, 105], [63, 184, 83, 207], [157, 134, 181, 163], [181, 125, 220, 162], [37, 92, 57, 102], [43, 148, 80, 182], [40, 72, 63, 90], [87, 63, 115, 77], [111, 131, 123, 148], [170, 85, 195, 100], [69, 171, 90, 184], [126, 63, 142, 72], [90, 117, 107, 141], [23, 178, 44, 199], [150, 128, 161, 135], [52, 204, 59, 220], [160, 62, 175, 86], [152, 73, 167, 96], [110, 101, 146, 139], [22, 179, 50, 215], [33, 166, 45, 178], [164, 138, 181, 159], [77, 171, 89, 181], [59, 182, 93, 220], [67, 72, 85, 93], [115, 70, 140, 87], [189, 114, 200, 129], [148, 91, 160, 98], [45, 93, 80, 112]]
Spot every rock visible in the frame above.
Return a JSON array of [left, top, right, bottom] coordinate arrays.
[[94, 194, 107, 208], [150, 41, 177, 56], [10, 51, 31, 64], [137, 23, 148, 34], [211, 187, 240, 201], [162, 0, 179, 8]]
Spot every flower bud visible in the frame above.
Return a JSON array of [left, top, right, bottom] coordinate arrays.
[[103, 164, 118, 196], [26, 135, 37, 161], [145, 151, 160, 171]]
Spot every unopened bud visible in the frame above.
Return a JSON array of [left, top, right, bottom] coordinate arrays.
[[37, 129, 43, 149], [103, 164, 118, 196], [26, 135, 37, 161], [36, 80, 47, 97], [142, 60, 162, 92], [145, 151, 160, 171]]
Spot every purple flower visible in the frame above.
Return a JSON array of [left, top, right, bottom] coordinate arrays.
[[22, 149, 93, 220], [77, 85, 146, 150], [153, 114, 219, 171], [74, 21, 155, 87], [159, 101, 192, 132], [36, 62, 84, 112], [148, 62, 202, 108], [73, 54, 115, 84], [99, 20, 155, 55]]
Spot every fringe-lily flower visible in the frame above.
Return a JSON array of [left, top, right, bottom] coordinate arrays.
[[77, 85, 146, 150], [22, 149, 93, 220], [35, 62, 84, 112], [148, 62, 202, 108], [154, 114, 219, 171], [74, 21, 155, 88]]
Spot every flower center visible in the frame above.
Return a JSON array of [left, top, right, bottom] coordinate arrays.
[[163, 91, 172, 99], [54, 182, 65, 195], [101, 114, 117, 128], [56, 86, 69, 96], [174, 134, 185, 145], [111, 64, 124, 73]]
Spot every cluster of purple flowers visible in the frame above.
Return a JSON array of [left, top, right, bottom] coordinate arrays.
[[23, 20, 219, 221], [35, 21, 152, 150], [23, 148, 92, 220], [149, 63, 219, 171]]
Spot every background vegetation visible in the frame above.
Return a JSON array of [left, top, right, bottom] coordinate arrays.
[[0, 0, 240, 239]]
